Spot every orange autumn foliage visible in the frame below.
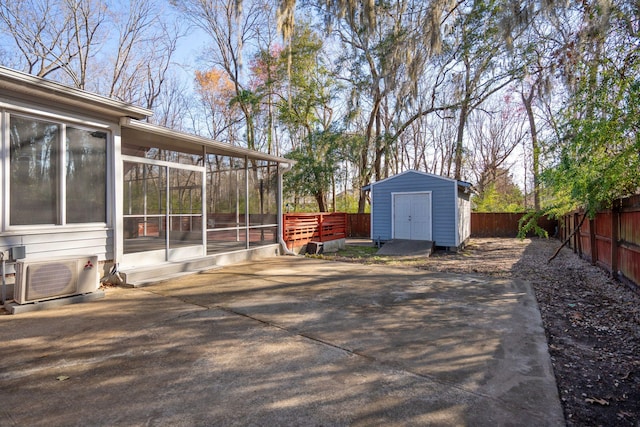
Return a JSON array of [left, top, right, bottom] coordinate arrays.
[[195, 69, 235, 107]]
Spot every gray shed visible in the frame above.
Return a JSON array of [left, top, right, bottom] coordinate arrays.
[[363, 170, 472, 250]]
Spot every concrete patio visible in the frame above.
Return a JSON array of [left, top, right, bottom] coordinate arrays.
[[0, 256, 564, 426]]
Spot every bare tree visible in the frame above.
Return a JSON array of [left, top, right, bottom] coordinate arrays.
[[328, 0, 462, 212], [0, 0, 106, 85], [467, 102, 527, 197], [513, 5, 575, 211], [152, 74, 193, 130], [174, 0, 276, 150], [66, 0, 107, 89], [0, 0, 183, 117], [107, 0, 158, 99], [447, 0, 524, 181]]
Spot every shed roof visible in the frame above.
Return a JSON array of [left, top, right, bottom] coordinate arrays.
[[362, 170, 472, 192]]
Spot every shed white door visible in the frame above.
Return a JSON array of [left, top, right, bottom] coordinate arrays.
[[393, 192, 432, 241]]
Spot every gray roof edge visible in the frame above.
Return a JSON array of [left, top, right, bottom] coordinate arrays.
[[0, 66, 152, 119]]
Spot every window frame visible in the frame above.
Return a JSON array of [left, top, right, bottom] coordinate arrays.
[[2, 108, 112, 231]]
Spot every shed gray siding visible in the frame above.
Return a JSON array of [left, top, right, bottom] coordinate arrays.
[[371, 171, 458, 247]]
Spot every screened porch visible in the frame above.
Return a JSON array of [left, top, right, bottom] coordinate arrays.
[[119, 120, 285, 266]]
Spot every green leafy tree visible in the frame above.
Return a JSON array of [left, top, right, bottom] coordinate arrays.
[[542, 1, 640, 218], [472, 167, 524, 212], [544, 74, 640, 217], [473, 182, 524, 213], [284, 130, 344, 212], [273, 23, 345, 211]]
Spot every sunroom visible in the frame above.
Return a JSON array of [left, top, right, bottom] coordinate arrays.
[[118, 119, 289, 277], [0, 66, 292, 295]]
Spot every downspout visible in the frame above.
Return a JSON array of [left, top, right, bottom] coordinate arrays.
[[1, 252, 6, 305], [278, 162, 296, 256]]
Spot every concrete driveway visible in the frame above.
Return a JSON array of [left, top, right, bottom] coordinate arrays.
[[0, 256, 564, 426]]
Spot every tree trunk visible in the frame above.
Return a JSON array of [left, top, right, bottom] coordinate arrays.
[[454, 99, 469, 181], [315, 190, 326, 212], [522, 86, 540, 210], [548, 213, 588, 263]]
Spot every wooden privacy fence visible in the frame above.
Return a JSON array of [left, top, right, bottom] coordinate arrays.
[[342, 212, 558, 239], [561, 195, 640, 290], [347, 213, 370, 238], [283, 213, 347, 250], [471, 213, 558, 237]]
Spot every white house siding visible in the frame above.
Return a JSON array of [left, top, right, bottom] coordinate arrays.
[[0, 67, 140, 276], [370, 171, 458, 247], [4, 229, 113, 258], [0, 229, 113, 274]]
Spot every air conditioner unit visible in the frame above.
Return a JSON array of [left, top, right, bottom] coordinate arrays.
[[14, 256, 99, 304]]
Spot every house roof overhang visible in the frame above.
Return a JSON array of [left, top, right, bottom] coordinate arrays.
[[0, 66, 151, 120], [120, 118, 293, 165]]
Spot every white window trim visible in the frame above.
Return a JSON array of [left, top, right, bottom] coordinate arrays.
[[2, 109, 113, 231]]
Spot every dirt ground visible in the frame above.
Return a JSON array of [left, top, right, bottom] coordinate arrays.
[[323, 238, 640, 426]]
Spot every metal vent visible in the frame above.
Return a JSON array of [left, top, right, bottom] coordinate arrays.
[[26, 260, 78, 302], [14, 256, 99, 304]]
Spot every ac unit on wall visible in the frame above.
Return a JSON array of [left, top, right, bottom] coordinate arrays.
[[14, 256, 99, 304]]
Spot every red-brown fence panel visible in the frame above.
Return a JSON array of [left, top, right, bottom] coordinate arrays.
[[347, 213, 371, 238], [283, 213, 347, 250], [562, 194, 640, 290], [618, 196, 640, 288], [471, 213, 558, 238], [344, 212, 560, 239]]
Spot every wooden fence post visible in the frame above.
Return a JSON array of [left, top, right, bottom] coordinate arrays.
[[577, 213, 583, 256], [573, 212, 578, 254], [611, 204, 619, 279], [589, 218, 597, 266]]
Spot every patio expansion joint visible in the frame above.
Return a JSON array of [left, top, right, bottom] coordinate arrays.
[[212, 303, 552, 423]]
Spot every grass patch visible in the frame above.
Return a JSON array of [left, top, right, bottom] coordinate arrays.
[[309, 244, 429, 265], [307, 244, 378, 261], [336, 245, 379, 258]]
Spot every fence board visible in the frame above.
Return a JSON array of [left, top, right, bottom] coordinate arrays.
[[471, 213, 557, 238], [344, 212, 559, 239], [347, 213, 370, 238], [562, 194, 640, 290], [283, 213, 347, 250]]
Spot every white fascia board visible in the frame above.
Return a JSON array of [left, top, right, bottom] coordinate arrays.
[[120, 118, 294, 165]]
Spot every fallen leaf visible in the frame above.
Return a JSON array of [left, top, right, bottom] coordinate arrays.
[[56, 375, 70, 381], [585, 397, 609, 406]]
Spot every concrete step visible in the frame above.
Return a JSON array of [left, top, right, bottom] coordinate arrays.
[[120, 257, 221, 287]]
